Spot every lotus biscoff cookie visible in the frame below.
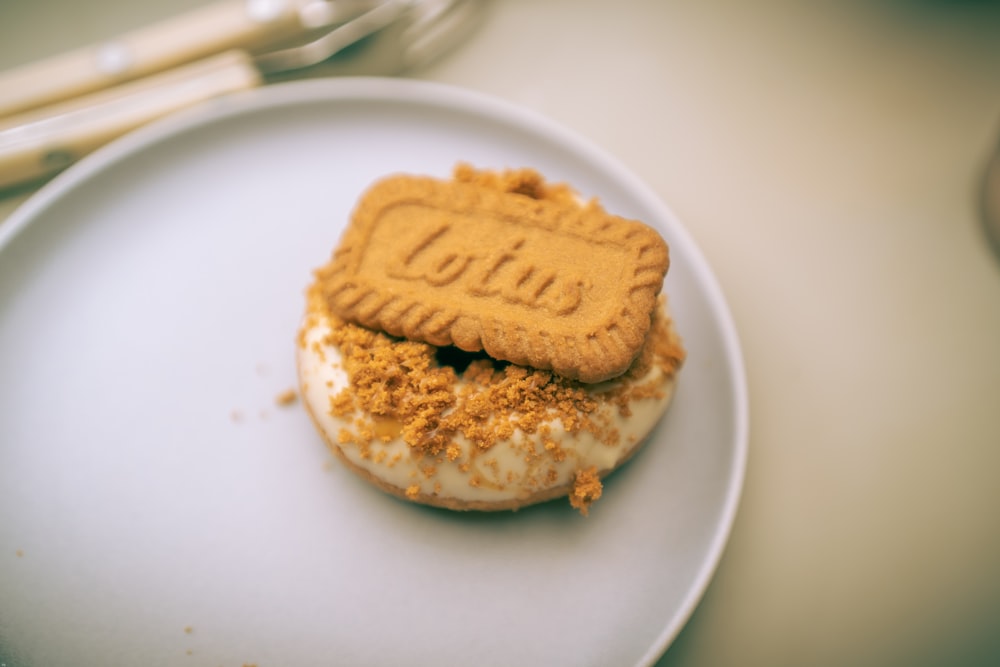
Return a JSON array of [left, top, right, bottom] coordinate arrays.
[[297, 164, 685, 514], [318, 163, 669, 382]]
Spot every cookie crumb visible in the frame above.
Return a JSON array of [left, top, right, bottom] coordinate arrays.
[[184, 626, 193, 634], [569, 467, 603, 516], [275, 388, 298, 406], [15, 549, 24, 558], [230, 410, 245, 423]]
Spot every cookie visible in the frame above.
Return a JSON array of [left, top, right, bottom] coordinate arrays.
[[313, 165, 670, 383]]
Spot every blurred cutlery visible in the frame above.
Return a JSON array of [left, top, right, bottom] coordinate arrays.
[[0, 0, 484, 189]]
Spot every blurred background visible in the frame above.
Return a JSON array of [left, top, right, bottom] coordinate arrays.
[[2, 1, 1000, 666]]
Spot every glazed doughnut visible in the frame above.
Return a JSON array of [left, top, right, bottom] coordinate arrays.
[[297, 296, 684, 514]]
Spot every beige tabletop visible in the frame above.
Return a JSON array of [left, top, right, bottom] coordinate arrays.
[[3, 2, 1000, 666]]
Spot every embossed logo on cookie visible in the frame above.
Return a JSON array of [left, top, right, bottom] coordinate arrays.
[[385, 217, 585, 316]]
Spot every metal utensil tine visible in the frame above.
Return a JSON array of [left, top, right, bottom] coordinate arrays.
[[401, 0, 485, 70], [255, 1, 412, 75]]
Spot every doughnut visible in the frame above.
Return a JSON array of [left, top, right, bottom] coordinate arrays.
[[297, 298, 684, 514], [296, 165, 685, 514]]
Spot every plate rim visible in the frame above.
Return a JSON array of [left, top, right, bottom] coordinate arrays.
[[0, 77, 748, 665]]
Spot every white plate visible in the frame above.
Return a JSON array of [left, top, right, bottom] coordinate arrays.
[[0, 79, 747, 667]]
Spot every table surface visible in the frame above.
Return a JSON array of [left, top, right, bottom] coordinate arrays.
[[2, 2, 1000, 666]]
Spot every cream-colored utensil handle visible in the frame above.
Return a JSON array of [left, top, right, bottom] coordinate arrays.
[[0, 0, 303, 117], [0, 50, 261, 189]]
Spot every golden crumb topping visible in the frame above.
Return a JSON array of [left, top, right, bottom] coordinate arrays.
[[452, 162, 580, 204], [306, 278, 682, 463], [569, 467, 603, 516], [275, 388, 298, 406]]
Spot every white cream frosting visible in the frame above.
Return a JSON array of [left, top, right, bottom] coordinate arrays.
[[297, 312, 680, 509]]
